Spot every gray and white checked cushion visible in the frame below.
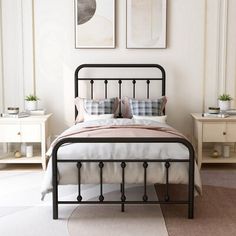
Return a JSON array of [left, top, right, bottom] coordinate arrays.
[[129, 97, 167, 116], [84, 97, 118, 115]]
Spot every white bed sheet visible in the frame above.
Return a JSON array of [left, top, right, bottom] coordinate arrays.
[[41, 119, 202, 198]]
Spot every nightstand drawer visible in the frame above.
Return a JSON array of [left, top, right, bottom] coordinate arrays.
[[21, 124, 41, 142], [0, 124, 21, 142], [0, 124, 41, 142], [203, 123, 226, 142], [226, 123, 236, 141]]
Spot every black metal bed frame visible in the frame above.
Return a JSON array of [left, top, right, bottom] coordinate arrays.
[[52, 64, 195, 220]]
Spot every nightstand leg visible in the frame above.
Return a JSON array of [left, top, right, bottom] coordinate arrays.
[[3, 143, 8, 153], [42, 161, 46, 171], [198, 162, 202, 170], [41, 140, 46, 170], [197, 140, 202, 170]]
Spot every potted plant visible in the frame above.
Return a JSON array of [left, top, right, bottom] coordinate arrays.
[[218, 93, 232, 111], [25, 94, 39, 111]]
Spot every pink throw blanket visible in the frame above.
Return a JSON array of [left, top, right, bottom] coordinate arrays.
[[51, 124, 187, 148]]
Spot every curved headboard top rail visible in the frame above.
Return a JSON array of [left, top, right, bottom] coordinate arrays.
[[74, 64, 166, 118], [75, 63, 166, 77]]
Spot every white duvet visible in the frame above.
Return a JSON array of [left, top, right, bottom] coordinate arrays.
[[41, 119, 202, 198]]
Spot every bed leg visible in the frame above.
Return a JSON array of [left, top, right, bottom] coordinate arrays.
[[52, 149, 58, 220], [188, 145, 195, 219], [188, 204, 193, 219], [53, 200, 58, 220], [53, 178, 58, 219], [120, 183, 122, 193], [188, 181, 194, 219], [121, 203, 125, 212]]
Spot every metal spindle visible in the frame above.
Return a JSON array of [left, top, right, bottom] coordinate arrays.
[[104, 80, 108, 99], [146, 80, 150, 99], [90, 80, 94, 99], [165, 161, 170, 201], [99, 162, 104, 202], [77, 162, 82, 202], [118, 80, 122, 117], [121, 162, 126, 212], [143, 162, 148, 202], [132, 80, 136, 98]]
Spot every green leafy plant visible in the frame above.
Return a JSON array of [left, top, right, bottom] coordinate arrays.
[[218, 94, 232, 101], [25, 94, 39, 101]]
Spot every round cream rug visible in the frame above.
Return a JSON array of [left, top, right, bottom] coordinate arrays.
[[67, 187, 168, 236]]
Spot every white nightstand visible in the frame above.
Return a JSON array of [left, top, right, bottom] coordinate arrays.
[[191, 113, 236, 169], [0, 114, 52, 170]]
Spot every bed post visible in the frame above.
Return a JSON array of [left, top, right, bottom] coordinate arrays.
[[52, 146, 58, 219], [188, 142, 195, 219]]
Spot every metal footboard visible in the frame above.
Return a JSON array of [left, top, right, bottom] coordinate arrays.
[[52, 137, 195, 220]]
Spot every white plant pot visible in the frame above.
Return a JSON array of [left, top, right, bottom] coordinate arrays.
[[218, 100, 231, 111], [25, 101, 37, 111]]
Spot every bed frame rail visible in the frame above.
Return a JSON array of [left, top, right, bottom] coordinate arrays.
[[52, 137, 195, 220]]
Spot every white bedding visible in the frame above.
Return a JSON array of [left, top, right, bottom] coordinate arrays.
[[41, 119, 202, 198]]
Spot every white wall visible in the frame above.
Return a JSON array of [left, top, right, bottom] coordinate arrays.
[[0, 0, 4, 114], [204, 0, 236, 111], [0, 0, 236, 138]]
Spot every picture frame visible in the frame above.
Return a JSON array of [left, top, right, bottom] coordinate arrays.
[[74, 0, 116, 48], [126, 0, 167, 49]]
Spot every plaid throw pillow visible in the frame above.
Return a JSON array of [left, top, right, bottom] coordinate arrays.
[[84, 98, 118, 115], [129, 97, 167, 116]]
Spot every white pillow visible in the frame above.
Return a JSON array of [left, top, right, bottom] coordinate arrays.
[[132, 115, 167, 123], [84, 114, 114, 122]]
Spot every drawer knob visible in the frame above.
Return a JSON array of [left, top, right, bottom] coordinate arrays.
[[17, 132, 21, 135], [223, 132, 226, 135]]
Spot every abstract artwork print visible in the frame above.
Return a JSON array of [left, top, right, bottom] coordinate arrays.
[[75, 0, 115, 48], [126, 0, 166, 48]]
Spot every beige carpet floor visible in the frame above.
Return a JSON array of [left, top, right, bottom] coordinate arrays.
[[156, 170, 236, 236], [68, 186, 168, 236], [1, 167, 236, 236]]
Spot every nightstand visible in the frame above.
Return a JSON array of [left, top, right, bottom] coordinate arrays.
[[191, 113, 236, 169], [0, 114, 52, 170]]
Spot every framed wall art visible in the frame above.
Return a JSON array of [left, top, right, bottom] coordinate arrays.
[[75, 0, 115, 48], [126, 0, 167, 49]]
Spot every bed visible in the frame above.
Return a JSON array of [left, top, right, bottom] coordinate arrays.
[[42, 64, 201, 220]]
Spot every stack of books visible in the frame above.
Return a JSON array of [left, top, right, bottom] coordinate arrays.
[[226, 109, 236, 115], [29, 109, 46, 115], [1, 109, 46, 118], [203, 107, 236, 118], [202, 113, 229, 118], [1, 112, 30, 118]]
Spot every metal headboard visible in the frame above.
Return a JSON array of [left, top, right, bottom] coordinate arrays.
[[74, 64, 166, 119]]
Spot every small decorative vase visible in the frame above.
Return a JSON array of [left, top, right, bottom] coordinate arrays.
[[218, 100, 230, 111], [26, 145, 33, 158], [25, 101, 37, 111], [20, 143, 26, 156], [223, 145, 230, 158]]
